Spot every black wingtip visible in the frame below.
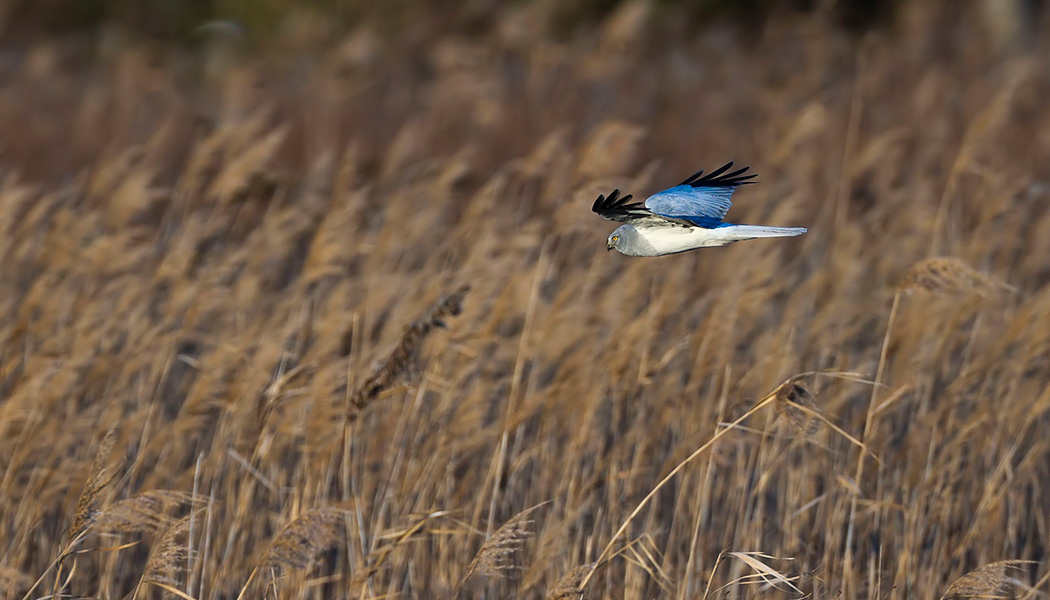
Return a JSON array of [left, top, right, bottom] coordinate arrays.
[[679, 168, 705, 186], [705, 161, 735, 179], [592, 187, 647, 221], [680, 161, 758, 188], [592, 193, 606, 213]]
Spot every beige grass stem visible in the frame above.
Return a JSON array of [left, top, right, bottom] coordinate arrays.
[[577, 371, 871, 595], [843, 288, 900, 595]]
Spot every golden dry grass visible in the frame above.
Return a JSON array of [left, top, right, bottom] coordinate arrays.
[[2, 2, 1050, 599]]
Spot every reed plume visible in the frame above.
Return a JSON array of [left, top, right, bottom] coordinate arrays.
[[0, 568, 32, 599], [453, 507, 535, 598], [347, 284, 470, 423], [900, 257, 1014, 297], [68, 428, 120, 543], [140, 514, 198, 594], [259, 506, 351, 570], [940, 560, 1034, 600], [91, 490, 198, 537], [774, 381, 821, 435], [545, 564, 593, 600]]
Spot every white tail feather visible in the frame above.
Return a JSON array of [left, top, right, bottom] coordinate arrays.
[[721, 225, 808, 241]]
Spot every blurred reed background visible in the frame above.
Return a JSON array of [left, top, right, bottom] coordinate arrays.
[[1, 1, 1050, 598]]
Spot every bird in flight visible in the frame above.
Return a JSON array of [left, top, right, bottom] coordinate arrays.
[[593, 162, 806, 257]]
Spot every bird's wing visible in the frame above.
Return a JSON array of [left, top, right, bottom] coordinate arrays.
[[644, 162, 757, 226], [591, 189, 652, 223]]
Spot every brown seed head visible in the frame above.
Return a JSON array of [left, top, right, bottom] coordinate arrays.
[[259, 506, 351, 570], [68, 428, 120, 542], [142, 513, 198, 588], [90, 490, 198, 537], [546, 563, 594, 600], [940, 560, 1034, 600], [347, 284, 470, 422], [900, 257, 1014, 297], [454, 508, 535, 598]]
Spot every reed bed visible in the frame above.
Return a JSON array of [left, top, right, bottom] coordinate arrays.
[[1, 2, 1049, 598]]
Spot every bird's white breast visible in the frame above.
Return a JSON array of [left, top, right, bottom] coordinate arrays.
[[637, 225, 732, 255]]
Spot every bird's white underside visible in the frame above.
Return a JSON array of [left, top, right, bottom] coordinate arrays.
[[638, 225, 736, 253], [629, 224, 807, 257]]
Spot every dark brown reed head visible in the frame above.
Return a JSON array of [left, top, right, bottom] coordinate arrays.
[[545, 563, 593, 600], [453, 508, 534, 598], [347, 284, 470, 423], [259, 506, 351, 570], [90, 490, 199, 537], [0, 567, 33, 599], [141, 513, 198, 589], [940, 560, 1035, 600], [68, 428, 120, 542], [774, 382, 821, 435], [900, 257, 1014, 298]]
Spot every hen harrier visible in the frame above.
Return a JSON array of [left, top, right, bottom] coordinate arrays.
[[593, 162, 806, 257]]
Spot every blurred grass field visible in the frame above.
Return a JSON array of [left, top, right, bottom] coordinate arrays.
[[2, 1, 1050, 598]]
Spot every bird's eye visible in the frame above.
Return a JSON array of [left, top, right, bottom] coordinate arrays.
[[612, 236, 619, 242]]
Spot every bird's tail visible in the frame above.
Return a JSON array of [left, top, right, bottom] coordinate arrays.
[[722, 225, 807, 241]]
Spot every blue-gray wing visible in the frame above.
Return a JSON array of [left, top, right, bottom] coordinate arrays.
[[644, 162, 756, 227]]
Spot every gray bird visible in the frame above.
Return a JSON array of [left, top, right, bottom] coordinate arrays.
[[593, 162, 806, 257]]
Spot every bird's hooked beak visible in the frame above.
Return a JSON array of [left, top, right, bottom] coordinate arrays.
[[606, 241, 613, 251]]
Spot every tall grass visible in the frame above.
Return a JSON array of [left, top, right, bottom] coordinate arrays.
[[1, 1, 1049, 598]]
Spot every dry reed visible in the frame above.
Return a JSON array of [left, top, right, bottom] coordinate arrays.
[[258, 506, 352, 570], [346, 284, 470, 423], [774, 381, 821, 435], [900, 257, 1015, 297], [0, 568, 32, 599], [68, 428, 120, 542], [91, 490, 199, 537], [545, 564, 594, 600], [140, 514, 198, 592], [453, 507, 537, 598], [940, 560, 1035, 600]]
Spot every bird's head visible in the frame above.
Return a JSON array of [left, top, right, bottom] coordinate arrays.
[[607, 226, 630, 253]]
